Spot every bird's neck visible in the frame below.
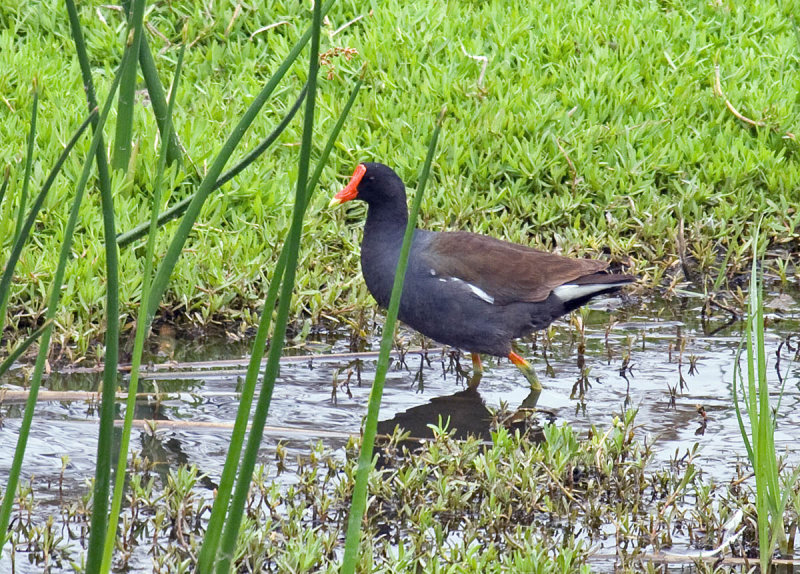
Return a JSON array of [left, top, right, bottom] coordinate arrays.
[[360, 200, 411, 309], [363, 199, 409, 245]]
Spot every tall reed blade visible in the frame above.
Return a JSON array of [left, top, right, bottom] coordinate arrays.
[[340, 106, 446, 574], [64, 0, 124, 565], [211, 2, 325, 571], [196, 73, 362, 571], [136, 37, 183, 166], [0, 47, 129, 551], [0, 86, 37, 329], [144, 0, 335, 325], [114, 0, 184, 166], [111, 0, 146, 171], [99, 44, 185, 574], [0, 108, 97, 338], [0, 166, 9, 210], [0, 320, 53, 379], [11, 81, 37, 248], [732, 224, 795, 571]]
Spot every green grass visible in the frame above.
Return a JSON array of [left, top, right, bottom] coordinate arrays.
[[2, 0, 800, 354], [732, 227, 800, 570]]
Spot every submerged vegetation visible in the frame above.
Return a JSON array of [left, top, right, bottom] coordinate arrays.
[[4, 412, 799, 573], [1, 0, 800, 355]]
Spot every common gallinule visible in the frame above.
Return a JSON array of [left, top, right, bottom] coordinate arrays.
[[331, 162, 634, 401]]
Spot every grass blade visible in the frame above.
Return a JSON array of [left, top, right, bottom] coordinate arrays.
[[115, 83, 308, 247], [111, 0, 146, 171], [734, 222, 795, 569], [113, 0, 185, 166], [0, 47, 128, 551], [196, 72, 362, 571], [144, 0, 335, 324], [139, 34, 184, 166], [0, 86, 38, 329], [115, 0, 184, 166], [340, 106, 446, 574], [213, 2, 324, 571], [731, 343, 754, 462], [748, 230, 770, 570], [64, 0, 124, 566], [11, 81, 37, 249], [0, 166, 9, 208], [100, 44, 185, 574]]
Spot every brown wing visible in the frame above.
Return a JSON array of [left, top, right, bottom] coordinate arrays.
[[423, 231, 609, 304]]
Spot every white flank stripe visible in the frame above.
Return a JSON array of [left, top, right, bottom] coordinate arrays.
[[438, 276, 496, 304], [466, 283, 495, 304], [553, 282, 627, 301]]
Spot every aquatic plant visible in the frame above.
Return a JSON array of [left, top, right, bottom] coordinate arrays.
[[732, 226, 800, 571]]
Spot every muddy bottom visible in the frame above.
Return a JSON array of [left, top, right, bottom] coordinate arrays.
[[1, 289, 799, 571]]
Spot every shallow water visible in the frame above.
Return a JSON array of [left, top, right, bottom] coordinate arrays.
[[1, 289, 799, 571]]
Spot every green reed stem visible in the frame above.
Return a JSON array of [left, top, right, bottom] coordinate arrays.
[[196, 71, 362, 571], [115, 0, 184, 166], [11, 81, 37, 249], [0, 320, 52, 379], [64, 0, 123, 566], [0, 108, 96, 338], [111, 0, 146, 171], [0, 48, 126, 551], [100, 44, 184, 574], [340, 106, 446, 574], [732, 223, 795, 571], [139, 36, 183, 166], [116, 83, 308, 247], [144, 0, 334, 325], [747, 229, 770, 571], [0, 166, 9, 210], [0, 87, 37, 329], [212, 3, 324, 572]]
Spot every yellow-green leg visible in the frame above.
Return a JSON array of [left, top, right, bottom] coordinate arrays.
[[509, 351, 542, 409], [468, 353, 484, 390], [508, 351, 541, 391]]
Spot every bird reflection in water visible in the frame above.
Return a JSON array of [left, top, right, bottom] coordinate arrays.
[[375, 381, 551, 466]]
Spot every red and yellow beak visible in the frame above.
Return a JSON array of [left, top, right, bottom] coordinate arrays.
[[329, 164, 366, 207]]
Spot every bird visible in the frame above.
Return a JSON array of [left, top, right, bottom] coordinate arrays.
[[330, 162, 634, 405]]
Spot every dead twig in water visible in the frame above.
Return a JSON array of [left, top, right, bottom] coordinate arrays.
[[0, 389, 239, 404]]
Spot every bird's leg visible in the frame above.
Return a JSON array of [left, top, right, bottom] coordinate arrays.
[[508, 351, 542, 392], [471, 353, 484, 375], [468, 353, 484, 390], [518, 386, 542, 410]]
